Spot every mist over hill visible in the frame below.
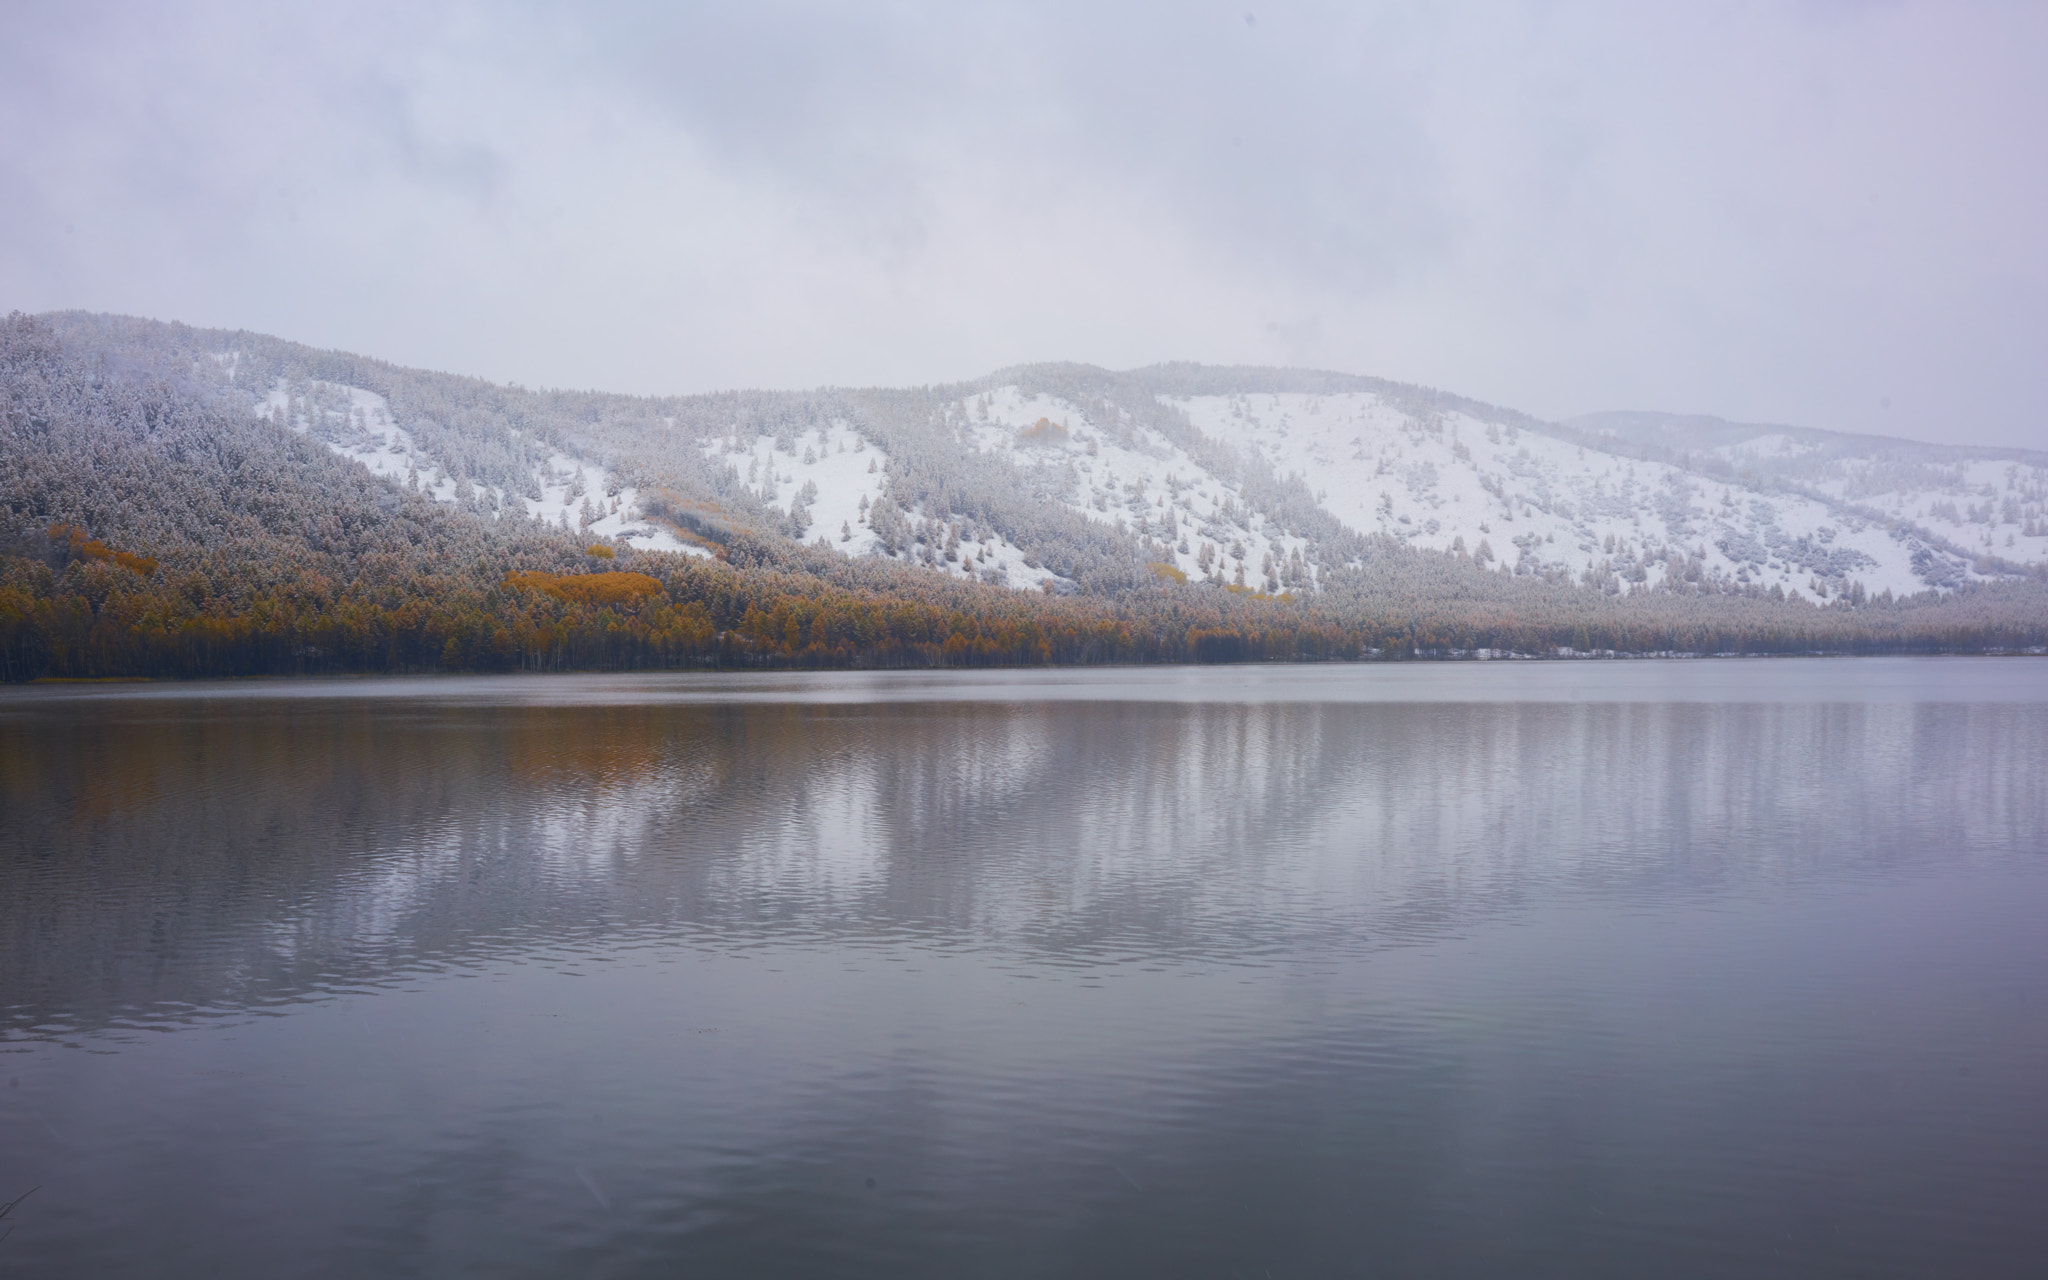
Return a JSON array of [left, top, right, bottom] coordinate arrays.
[[4, 310, 2046, 680]]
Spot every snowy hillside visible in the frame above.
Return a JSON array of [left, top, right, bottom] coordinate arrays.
[[17, 311, 2048, 681], [957, 386, 1319, 593], [1572, 410, 2048, 575], [1820, 453, 2048, 564], [697, 420, 1065, 591], [254, 368, 2044, 607], [933, 382, 2015, 603], [1162, 390, 1974, 601], [54, 314, 2044, 607], [255, 376, 706, 557]]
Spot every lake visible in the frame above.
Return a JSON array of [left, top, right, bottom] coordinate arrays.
[[3, 659, 2046, 1278]]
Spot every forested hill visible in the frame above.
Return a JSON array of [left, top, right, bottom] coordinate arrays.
[[2, 310, 2045, 680]]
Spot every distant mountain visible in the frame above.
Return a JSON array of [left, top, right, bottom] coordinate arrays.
[[6, 310, 2045, 680]]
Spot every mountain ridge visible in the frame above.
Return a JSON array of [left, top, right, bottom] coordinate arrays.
[[35, 310, 2048, 602], [1569, 408, 2048, 468], [5, 309, 2046, 680]]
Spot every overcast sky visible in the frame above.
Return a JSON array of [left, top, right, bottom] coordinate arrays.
[[4, 1, 2045, 446]]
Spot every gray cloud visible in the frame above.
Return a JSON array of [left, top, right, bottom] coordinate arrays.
[[3, 0, 2044, 446]]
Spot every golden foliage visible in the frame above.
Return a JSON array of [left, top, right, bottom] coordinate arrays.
[[503, 570, 666, 608], [1018, 417, 1069, 446], [49, 523, 157, 577]]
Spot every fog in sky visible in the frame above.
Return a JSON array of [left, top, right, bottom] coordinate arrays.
[[4, 1, 2045, 447]]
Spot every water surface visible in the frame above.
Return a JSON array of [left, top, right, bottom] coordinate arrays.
[[3, 659, 2045, 1277]]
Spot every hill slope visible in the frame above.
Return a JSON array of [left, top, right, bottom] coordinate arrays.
[[4, 311, 2046, 679]]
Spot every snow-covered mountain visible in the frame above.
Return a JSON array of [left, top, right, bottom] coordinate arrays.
[[958, 384, 1949, 601], [262, 368, 2048, 603], [1110, 388, 2043, 601], [269, 373, 2048, 602], [49, 314, 2048, 606]]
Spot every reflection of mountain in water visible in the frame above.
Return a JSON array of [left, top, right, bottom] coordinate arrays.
[[4, 689, 2043, 1037]]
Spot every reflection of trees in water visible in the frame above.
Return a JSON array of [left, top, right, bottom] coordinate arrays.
[[3, 695, 2042, 1035]]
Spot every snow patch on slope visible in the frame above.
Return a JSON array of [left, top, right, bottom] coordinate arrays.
[[702, 418, 1074, 592], [961, 386, 1318, 594], [1809, 456, 2048, 567], [258, 380, 707, 557], [701, 421, 890, 554]]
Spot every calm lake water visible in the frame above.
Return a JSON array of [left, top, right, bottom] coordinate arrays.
[[3, 659, 2046, 1278]]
